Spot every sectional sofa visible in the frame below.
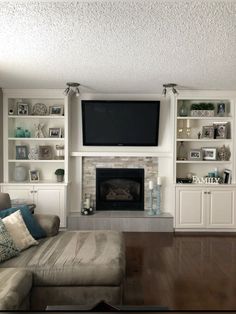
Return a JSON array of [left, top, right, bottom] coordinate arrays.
[[0, 193, 125, 310]]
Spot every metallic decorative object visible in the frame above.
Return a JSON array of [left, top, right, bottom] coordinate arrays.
[[218, 145, 231, 161], [33, 103, 47, 116]]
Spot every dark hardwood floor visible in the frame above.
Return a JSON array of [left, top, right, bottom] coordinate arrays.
[[124, 232, 236, 310]]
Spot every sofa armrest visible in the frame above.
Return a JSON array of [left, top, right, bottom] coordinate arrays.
[[34, 214, 60, 237]]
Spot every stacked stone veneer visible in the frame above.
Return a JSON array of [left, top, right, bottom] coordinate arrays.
[[82, 157, 158, 210]]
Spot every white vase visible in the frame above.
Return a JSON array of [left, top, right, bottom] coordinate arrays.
[[14, 166, 27, 182]]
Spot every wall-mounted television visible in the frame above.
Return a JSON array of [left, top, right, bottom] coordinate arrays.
[[82, 100, 160, 146]]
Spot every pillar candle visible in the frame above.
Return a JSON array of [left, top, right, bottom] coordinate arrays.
[[149, 180, 153, 190], [157, 176, 162, 186], [186, 119, 190, 128]]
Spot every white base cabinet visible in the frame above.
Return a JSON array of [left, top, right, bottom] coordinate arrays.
[[175, 186, 236, 230], [1, 184, 67, 228]]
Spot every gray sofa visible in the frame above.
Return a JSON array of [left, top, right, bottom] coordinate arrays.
[[0, 193, 125, 311]]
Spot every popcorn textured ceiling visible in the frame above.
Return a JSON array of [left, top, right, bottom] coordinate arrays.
[[0, 1, 236, 92]]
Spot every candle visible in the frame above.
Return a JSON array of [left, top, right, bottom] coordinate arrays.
[[186, 119, 190, 128], [157, 176, 162, 186], [149, 180, 153, 190]]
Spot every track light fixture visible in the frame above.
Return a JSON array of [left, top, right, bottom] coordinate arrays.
[[64, 82, 80, 97], [162, 83, 178, 96]]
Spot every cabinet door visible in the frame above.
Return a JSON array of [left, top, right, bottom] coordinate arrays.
[[176, 188, 206, 228], [33, 186, 66, 228], [1, 185, 34, 204], [207, 189, 236, 228]]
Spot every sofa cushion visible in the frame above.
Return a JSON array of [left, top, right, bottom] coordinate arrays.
[[0, 206, 46, 239], [3, 210, 38, 251], [0, 219, 19, 262], [0, 230, 125, 287], [0, 268, 32, 310]]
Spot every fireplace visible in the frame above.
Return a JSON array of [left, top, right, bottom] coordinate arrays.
[[96, 168, 144, 210]]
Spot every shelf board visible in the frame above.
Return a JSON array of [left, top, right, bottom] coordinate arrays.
[[8, 160, 64, 163], [8, 137, 65, 141], [8, 115, 64, 119], [2, 181, 68, 186], [176, 138, 232, 142], [71, 151, 172, 158], [177, 116, 232, 120], [176, 160, 232, 164]]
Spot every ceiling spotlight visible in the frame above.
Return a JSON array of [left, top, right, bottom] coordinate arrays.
[[64, 82, 80, 97], [75, 87, 80, 97], [162, 83, 178, 96], [162, 87, 167, 97]]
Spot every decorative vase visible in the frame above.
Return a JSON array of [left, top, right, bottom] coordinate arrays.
[[179, 102, 188, 117], [56, 175, 64, 182], [24, 129, 31, 138], [14, 165, 27, 182]]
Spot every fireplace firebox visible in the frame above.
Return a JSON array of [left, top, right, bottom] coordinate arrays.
[[96, 168, 144, 210]]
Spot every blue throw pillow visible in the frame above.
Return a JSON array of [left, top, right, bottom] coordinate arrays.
[[0, 205, 46, 240]]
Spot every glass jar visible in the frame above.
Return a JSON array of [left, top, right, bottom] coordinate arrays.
[[55, 145, 64, 160], [177, 141, 188, 160], [15, 127, 25, 138]]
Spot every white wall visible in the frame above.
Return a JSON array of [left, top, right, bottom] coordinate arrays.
[[69, 93, 174, 214], [0, 89, 3, 181]]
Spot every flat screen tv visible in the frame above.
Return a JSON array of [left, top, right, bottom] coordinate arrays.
[[82, 100, 160, 146]]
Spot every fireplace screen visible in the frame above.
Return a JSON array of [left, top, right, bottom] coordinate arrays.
[[100, 179, 141, 201], [96, 168, 144, 210]]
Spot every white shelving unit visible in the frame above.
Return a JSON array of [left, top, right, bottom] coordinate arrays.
[[1, 89, 70, 227], [173, 92, 236, 231]]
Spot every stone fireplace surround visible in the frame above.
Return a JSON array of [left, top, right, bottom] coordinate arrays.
[[82, 156, 158, 210]]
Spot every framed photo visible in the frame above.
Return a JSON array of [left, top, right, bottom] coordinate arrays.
[[223, 169, 231, 184], [189, 149, 202, 161], [202, 126, 214, 139], [202, 147, 217, 161], [49, 128, 62, 138], [29, 170, 40, 182], [213, 122, 229, 139], [39, 145, 53, 160], [16, 145, 28, 160], [17, 103, 29, 116], [49, 105, 63, 116]]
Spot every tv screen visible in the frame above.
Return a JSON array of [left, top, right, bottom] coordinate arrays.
[[82, 100, 160, 146]]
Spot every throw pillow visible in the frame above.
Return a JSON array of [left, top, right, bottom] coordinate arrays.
[[0, 206, 46, 239], [0, 219, 19, 262], [3, 210, 38, 251]]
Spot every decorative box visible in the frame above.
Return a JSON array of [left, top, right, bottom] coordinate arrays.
[[190, 110, 215, 117]]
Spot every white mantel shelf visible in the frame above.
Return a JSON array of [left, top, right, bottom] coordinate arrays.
[[70, 151, 172, 158]]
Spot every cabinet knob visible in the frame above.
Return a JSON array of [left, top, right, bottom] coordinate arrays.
[[208, 192, 211, 194], [204, 191, 207, 194]]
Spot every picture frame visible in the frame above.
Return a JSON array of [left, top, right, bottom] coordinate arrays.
[[213, 122, 229, 139], [49, 128, 62, 138], [17, 103, 29, 116], [29, 170, 40, 182], [49, 105, 64, 116], [202, 126, 214, 139], [189, 149, 203, 161], [39, 145, 53, 160], [16, 145, 28, 160], [202, 147, 217, 161], [223, 169, 231, 184]]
